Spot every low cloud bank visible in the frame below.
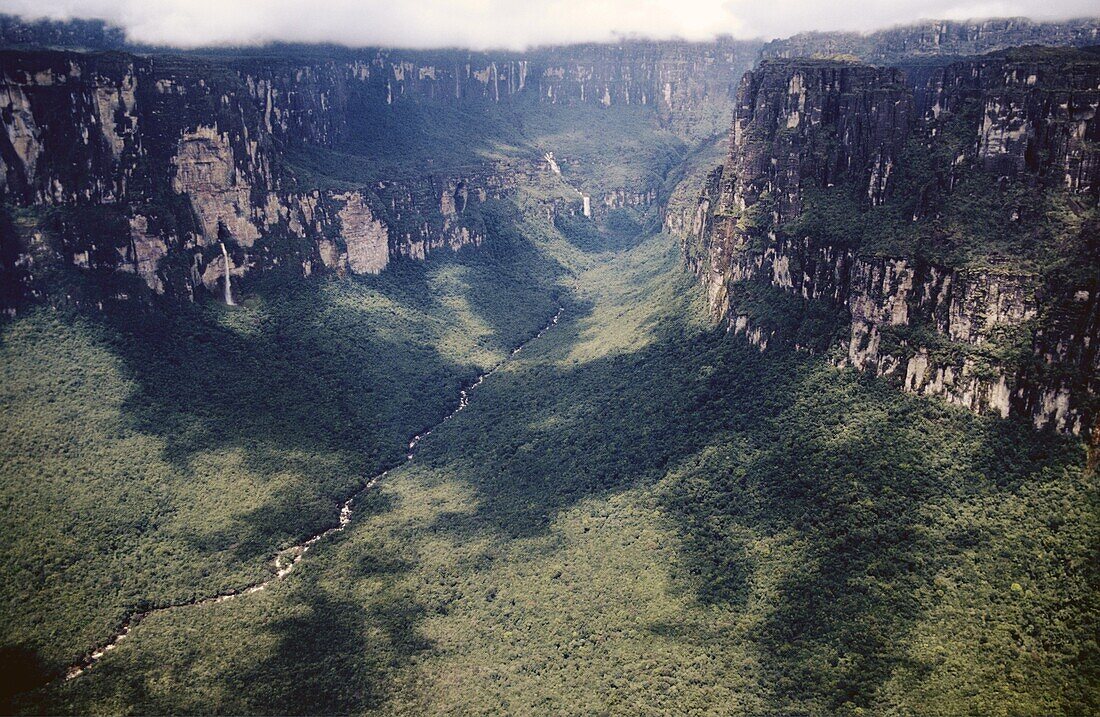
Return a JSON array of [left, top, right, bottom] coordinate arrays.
[[1, 0, 1096, 49]]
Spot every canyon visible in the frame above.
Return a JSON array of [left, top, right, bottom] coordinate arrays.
[[2, 18, 1097, 305], [0, 33, 758, 309], [2, 18, 1097, 437], [0, 14, 1098, 714]]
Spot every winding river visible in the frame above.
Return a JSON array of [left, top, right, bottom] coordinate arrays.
[[64, 306, 564, 681]]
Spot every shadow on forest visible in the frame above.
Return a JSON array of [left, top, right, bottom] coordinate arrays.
[[85, 243, 560, 561], [553, 208, 655, 254], [0, 647, 52, 714], [19, 490, 424, 716], [8, 223, 1083, 713], [233, 500, 429, 715], [7, 242, 560, 711], [413, 277, 1080, 711], [2, 236, 557, 684]]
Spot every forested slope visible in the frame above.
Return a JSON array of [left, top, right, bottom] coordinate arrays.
[[0, 15, 1096, 715], [10, 224, 1094, 715]]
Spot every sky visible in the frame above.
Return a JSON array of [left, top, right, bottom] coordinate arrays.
[[1, 0, 1096, 50]]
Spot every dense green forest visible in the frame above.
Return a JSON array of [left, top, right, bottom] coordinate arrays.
[[6, 217, 1095, 714], [0, 42, 1096, 714], [0, 225, 561, 704]]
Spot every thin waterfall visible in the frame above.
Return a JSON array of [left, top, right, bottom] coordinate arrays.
[[220, 242, 235, 306]]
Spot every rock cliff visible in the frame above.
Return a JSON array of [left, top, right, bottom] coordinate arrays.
[[0, 32, 761, 309], [761, 18, 1100, 64], [3, 16, 1098, 437], [0, 49, 521, 307], [678, 50, 1100, 434]]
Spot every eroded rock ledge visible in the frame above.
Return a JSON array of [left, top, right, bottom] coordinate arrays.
[[675, 53, 1099, 435], [0, 52, 509, 306]]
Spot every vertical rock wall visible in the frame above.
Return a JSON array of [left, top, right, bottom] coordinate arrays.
[[677, 53, 1099, 434], [0, 50, 508, 306]]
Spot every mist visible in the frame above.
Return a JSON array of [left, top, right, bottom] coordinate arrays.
[[1, 0, 1096, 50]]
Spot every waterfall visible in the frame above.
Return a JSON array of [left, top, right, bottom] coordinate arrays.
[[220, 242, 235, 306], [544, 152, 561, 175]]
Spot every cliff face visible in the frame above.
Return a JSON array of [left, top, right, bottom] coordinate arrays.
[[723, 61, 912, 221], [761, 18, 1100, 64], [914, 49, 1100, 189], [678, 51, 1100, 434], [0, 50, 533, 307], [3, 18, 1097, 434], [0, 36, 760, 309], [347, 41, 755, 117]]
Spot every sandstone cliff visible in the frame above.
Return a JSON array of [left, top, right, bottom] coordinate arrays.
[[677, 50, 1099, 434], [0, 32, 765, 308], [761, 18, 1100, 64], [0, 49, 520, 307]]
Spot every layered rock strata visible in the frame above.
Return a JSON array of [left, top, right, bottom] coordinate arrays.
[[677, 52, 1099, 434]]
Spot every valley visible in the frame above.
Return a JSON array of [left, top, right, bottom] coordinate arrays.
[[11, 230, 1092, 715], [0, 13, 1097, 716]]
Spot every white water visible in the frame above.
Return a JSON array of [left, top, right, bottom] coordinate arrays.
[[63, 306, 563, 681], [543, 151, 562, 175], [220, 242, 235, 306]]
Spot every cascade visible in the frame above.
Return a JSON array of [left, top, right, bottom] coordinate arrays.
[[220, 242, 236, 306]]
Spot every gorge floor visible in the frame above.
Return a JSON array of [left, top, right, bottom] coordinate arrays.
[[60, 306, 565, 684], [11, 232, 1091, 715]]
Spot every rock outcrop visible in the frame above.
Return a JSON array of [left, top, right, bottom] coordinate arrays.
[[723, 60, 912, 220], [3, 15, 1098, 437], [335, 192, 389, 274], [761, 18, 1100, 64], [0, 27, 766, 308], [0, 49, 508, 306], [677, 51, 1100, 434]]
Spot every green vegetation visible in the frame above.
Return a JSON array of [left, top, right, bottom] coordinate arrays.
[[785, 95, 1098, 278], [1, 50, 1096, 713], [285, 100, 534, 188], [792, 169, 1098, 275], [282, 92, 687, 206], [725, 280, 850, 353], [517, 100, 687, 200], [0, 236, 560, 703], [7, 223, 1094, 715]]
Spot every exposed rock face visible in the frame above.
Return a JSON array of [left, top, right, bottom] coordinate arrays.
[[220, 39, 760, 155], [677, 54, 1100, 434], [93, 65, 137, 159], [722, 61, 911, 222], [2, 16, 1097, 439], [0, 30, 763, 307], [336, 192, 389, 275], [842, 257, 1042, 418], [914, 52, 1100, 192], [0, 50, 502, 306], [125, 215, 167, 293], [0, 52, 140, 203], [601, 188, 659, 211], [171, 126, 261, 247], [760, 18, 1100, 64], [1, 81, 40, 194], [686, 62, 913, 321]]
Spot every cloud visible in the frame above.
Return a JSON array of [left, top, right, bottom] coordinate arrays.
[[0, 0, 1095, 49]]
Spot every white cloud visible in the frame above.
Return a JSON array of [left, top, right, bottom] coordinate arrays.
[[0, 0, 1095, 49]]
